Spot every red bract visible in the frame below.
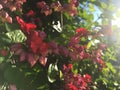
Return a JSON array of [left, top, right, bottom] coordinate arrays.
[[27, 53, 37, 67], [65, 84, 78, 90], [76, 28, 87, 35], [0, 49, 8, 56], [63, 64, 91, 90], [39, 56, 47, 66], [70, 0, 79, 7], [48, 41, 59, 54], [39, 42, 49, 56], [27, 31, 48, 56], [83, 74, 91, 83], [26, 10, 36, 17], [59, 45, 69, 57], [63, 3, 78, 16], [38, 31, 47, 40], [51, 1, 63, 12], [28, 31, 42, 53], [16, 16, 37, 34], [41, 5, 52, 16], [36, 1, 46, 8]]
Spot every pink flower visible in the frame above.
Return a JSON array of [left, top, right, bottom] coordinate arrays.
[[6, 16, 12, 23], [36, 1, 46, 8], [83, 74, 91, 83], [0, 4, 3, 10], [9, 84, 17, 90]]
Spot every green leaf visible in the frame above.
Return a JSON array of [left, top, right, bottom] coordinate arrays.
[[4, 67, 28, 89], [72, 62, 78, 74], [87, 41, 92, 49], [0, 34, 11, 46], [89, 4, 95, 12], [106, 62, 116, 74], [0, 57, 5, 64], [6, 30, 26, 43], [101, 2, 107, 9]]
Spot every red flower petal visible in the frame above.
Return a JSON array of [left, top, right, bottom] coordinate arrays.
[[26, 10, 35, 17], [27, 53, 37, 67], [39, 56, 47, 66]]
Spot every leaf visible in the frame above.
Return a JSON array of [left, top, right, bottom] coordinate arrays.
[[6, 30, 26, 43], [87, 41, 92, 49], [47, 63, 58, 83], [72, 62, 78, 74], [0, 56, 5, 64], [4, 67, 25, 87], [106, 62, 116, 74], [89, 4, 95, 12], [101, 2, 107, 9], [5, 23, 20, 32], [0, 34, 11, 46]]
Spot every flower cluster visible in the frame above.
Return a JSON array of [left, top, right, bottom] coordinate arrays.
[[12, 16, 106, 70], [92, 49, 106, 70], [11, 16, 70, 67], [68, 28, 90, 60], [0, 0, 26, 23], [62, 64, 91, 90], [36, 0, 79, 16]]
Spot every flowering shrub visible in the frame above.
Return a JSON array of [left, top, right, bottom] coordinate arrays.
[[0, 0, 120, 90]]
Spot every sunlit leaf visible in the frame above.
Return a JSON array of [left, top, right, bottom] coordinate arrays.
[[6, 30, 26, 43], [48, 63, 58, 83]]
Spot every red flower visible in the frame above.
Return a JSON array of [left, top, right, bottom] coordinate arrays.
[[27, 31, 48, 56], [27, 53, 37, 67], [59, 45, 69, 57], [36, 1, 46, 8], [39, 56, 47, 66], [68, 84, 78, 90], [16, 16, 25, 25], [39, 42, 48, 56], [28, 31, 42, 54], [50, 1, 62, 12], [63, 3, 78, 16], [83, 74, 91, 83], [76, 28, 87, 34], [41, 5, 52, 16], [48, 41, 59, 54], [26, 10, 36, 17], [16, 16, 37, 35], [23, 23, 37, 34]]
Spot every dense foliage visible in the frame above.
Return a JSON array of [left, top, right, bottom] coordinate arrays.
[[0, 0, 120, 90]]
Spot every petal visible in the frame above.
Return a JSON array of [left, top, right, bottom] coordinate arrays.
[[27, 53, 37, 67], [39, 56, 47, 66]]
